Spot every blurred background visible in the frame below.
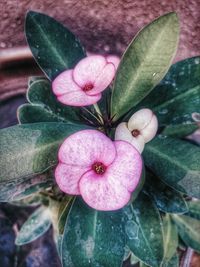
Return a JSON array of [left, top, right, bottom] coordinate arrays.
[[0, 0, 200, 266]]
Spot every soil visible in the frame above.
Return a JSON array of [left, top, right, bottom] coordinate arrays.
[[0, 0, 200, 59]]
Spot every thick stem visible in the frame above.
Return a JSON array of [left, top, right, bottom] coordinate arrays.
[[180, 247, 194, 267]]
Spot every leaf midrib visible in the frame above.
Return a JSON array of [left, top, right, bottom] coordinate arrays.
[[29, 14, 68, 70], [112, 14, 178, 115]]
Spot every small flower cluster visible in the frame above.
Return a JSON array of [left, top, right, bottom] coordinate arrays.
[[52, 55, 158, 211]]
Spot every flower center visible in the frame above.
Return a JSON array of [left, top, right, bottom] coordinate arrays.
[[131, 129, 140, 137], [92, 162, 106, 175], [82, 83, 94, 92]]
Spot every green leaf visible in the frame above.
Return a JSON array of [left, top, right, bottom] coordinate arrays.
[[18, 80, 100, 125], [111, 12, 179, 120], [124, 192, 164, 267], [18, 104, 69, 124], [58, 196, 74, 235], [143, 136, 200, 198], [144, 172, 188, 214], [25, 11, 86, 80], [162, 215, 178, 263], [61, 198, 125, 267], [134, 56, 200, 126], [18, 80, 82, 124], [28, 76, 47, 87], [0, 171, 53, 202], [0, 122, 91, 181], [153, 84, 200, 126], [15, 206, 51, 245], [162, 253, 179, 267], [161, 123, 198, 138], [185, 200, 200, 220], [172, 214, 200, 252]]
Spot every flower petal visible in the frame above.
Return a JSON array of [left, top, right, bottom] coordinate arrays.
[[130, 136, 145, 153], [128, 108, 154, 131], [115, 122, 132, 143], [73, 55, 106, 87], [52, 69, 81, 96], [115, 122, 145, 153], [55, 163, 89, 195], [57, 90, 101, 106], [58, 129, 116, 167], [79, 170, 131, 211], [141, 114, 158, 143], [106, 55, 120, 70], [79, 141, 142, 211], [109, 141, 142, 192], [86, 63, 115, 96]]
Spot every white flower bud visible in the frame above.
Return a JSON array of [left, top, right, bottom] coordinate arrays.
[[115, 122, 145, 153], [115, 108, 158, 153]]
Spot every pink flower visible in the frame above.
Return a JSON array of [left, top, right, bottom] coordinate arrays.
[[52, 55, 119, 107], [55, 130, 142, 211]]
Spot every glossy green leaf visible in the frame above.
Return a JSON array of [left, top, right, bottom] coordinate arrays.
[[161, 123, 198, 138], [25, 11, 86, 80], [124, 192, 164, 267], [185, 200, 200, 220], [143, 136, 200, 198], [18, 104, 69, 124], [0, 122, 91, 181], [172, 214, 200, 252], [20, 80, 82, 123], [134, 57, 200, 125], [0, 171, 53, 202], [111, 12, 179, 120], [144, 172, 188, 214], [61, 197, 125, 267], [58, 196, 74, 235], [18, 80, 99, 125], [28, 76, 47, 87], [153, 84, 200, 126], [15, 206, 52, 245], [162, 253, 179, 267], [162, 215, 178, 263]]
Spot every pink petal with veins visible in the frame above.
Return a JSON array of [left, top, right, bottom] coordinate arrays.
[[52, 69, 80, 96], [79, 170, 131, 211], [79, 141, 142, 210], [55, 163, 89, 195], [73, 55, 106, 87], [57, 90, 101, 106], [58, 129, 116, 167], [86, 63, 115, 96]]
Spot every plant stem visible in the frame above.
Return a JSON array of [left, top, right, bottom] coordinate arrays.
[[180, 247, 194, 267], [93, 103, 104, 124]]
